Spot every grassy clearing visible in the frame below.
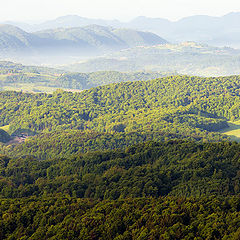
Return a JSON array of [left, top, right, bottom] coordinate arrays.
[[220, 120, 240, 142], [1, 84, 83, 93], [0, 125, 10, 133], [1, 84, 62, 93]]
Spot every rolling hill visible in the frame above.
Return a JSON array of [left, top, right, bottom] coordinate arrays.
[[63, 42, 240, 76], [1, 74, 239, 153], [6, 12, 240, 48], [0, 61, 172, 92], [0, 24, 167, 58], [0, 24, 37, 53], [1, 74, 240, 239], [2, 13, 240, 240]]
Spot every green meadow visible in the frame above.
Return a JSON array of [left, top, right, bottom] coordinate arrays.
[[220, 120, 240, 142]]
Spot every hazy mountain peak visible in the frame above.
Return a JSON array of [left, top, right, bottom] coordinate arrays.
[[0, 24, 26, 33], [129, 16, 171, 27], [0, 24, 167, 60], [3, 12, 240, 49], [55, 15, 87, 20]]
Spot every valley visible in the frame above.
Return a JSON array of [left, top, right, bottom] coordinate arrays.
[[1, 9, 240, 239], [0, 61, 173, 92], [64, 42, 240, 76], [1, 65, 240, 240], [1, 74, 240, 159]]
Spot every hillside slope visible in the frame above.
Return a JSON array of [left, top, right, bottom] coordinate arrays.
[[8, 12, 240, 48], [0, 24, 167, 57], [2, 74, 240, 159], [0, 61, 172, 92], [64, 42, 240, 76]]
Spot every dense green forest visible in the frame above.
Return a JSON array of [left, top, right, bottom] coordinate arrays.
[[0, 141, 240, 239], [1, 196, 240, 240], [1, 74, 240, 239], [0, 129, 10, 143], [0, 129, 217, 159], [2, 74, 240, 149], [1, 140, 240, 198]]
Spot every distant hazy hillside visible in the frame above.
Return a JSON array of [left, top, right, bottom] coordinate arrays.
[[0, 60, 63, 74], [127, 13, 240, 47], [0, 24, 167, 58], [0, 60, 172, 92], [36, 15, 122, 31], [9, 12, 240, 48], [63, 42, 240, 76], [0, 24, 37, 53], [2, 15, 123, 32]]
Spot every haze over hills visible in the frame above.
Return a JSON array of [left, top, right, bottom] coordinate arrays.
[[0, 24, 167, 60], [62, 42, 240, 76], [4, 12, 240, 48], [3, 15, 123, 32], [2, 22, 240, 76], [0, 24, 37, 53], [3, 0, 240, 238], [2, 13, 240, 71], [129, 12, 240, 47], [0, 60, 172, 92], [2, 15, 240, 240]]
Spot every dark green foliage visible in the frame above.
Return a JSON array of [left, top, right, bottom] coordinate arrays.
[[0, 141, 240, 199], [0, 130, 186, 159], [0, 196, 240, 240], [0, 128, 228, 159], [1, 74, 240, 239], [0, 129, 10, 143]]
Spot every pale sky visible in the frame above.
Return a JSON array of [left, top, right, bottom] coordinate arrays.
[[2, 0, 240, 22]]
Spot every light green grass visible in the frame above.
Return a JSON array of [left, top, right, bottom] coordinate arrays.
[[1, 83, 82, 93], [0, 125, 10, 133], [2, 84, 61, 93], [220, 120, 240, 142]]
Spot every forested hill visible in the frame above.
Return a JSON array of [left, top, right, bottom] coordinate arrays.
[[1, 139, 240, 239], [64, 42, 240, 76], [1, 75, 240, 239], [0, 24, 167, 56], [1, 140, 240, 199], [1, 74, 240, 158], [1, 195, 240, 239], [0, 61, 172, 92], [1, 74, 239, 132]]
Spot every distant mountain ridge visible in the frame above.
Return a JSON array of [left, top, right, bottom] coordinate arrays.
[[0, 24, 167, 57], [63, 42, 240, 76], [5, 12, 240, 48], [0, 24, 36, 51]]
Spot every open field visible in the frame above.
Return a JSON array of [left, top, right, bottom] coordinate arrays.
[[0, 125, 10, 133], [220, 120, 240, 142], [0, 84, 82, 93], [1, 84, 59, 93]]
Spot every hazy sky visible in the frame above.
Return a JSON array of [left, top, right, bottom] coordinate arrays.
[[2, 0, 240, 22]]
